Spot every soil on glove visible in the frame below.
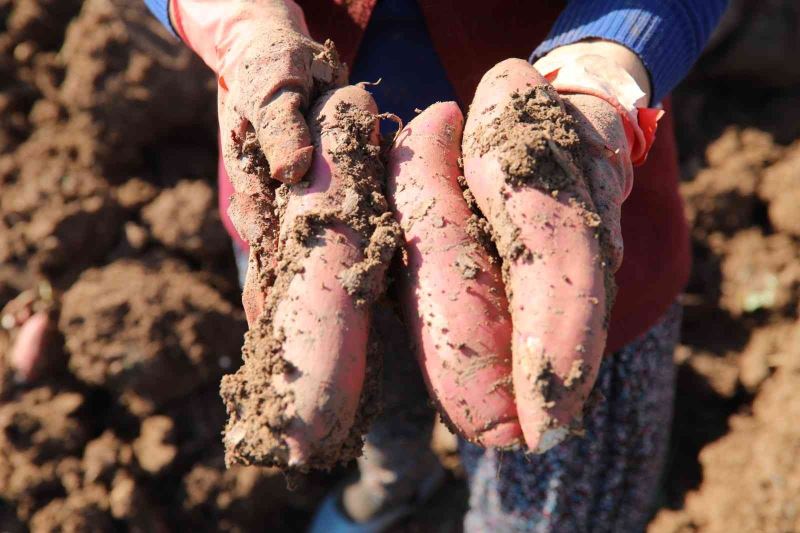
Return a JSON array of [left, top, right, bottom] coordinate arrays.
[[228, 38, 346, 184], [220, 95, 401, 471]]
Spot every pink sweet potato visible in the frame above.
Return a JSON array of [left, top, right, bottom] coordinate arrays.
[[9, 312, 50, 382], [387, 102, 522, 447], [462, 59, 608, 452], [222, 84, 399, 470], [266, 86, 378, 465]]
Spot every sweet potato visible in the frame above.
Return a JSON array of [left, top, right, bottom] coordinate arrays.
[[387, 102, 522, 447], [462, 59, 610, 452], [221, 85, 400, 470], [9, 312, 49, 382]]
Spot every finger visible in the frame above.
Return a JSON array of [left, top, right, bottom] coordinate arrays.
[[387, 102, 522, 447], [251, 88, 314, 184], [561, 93, 631, 271], [236, 42, 317, 184]]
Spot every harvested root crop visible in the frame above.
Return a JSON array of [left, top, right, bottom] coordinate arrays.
[[387, 102, 522, 447], [462, 59, 612, 452], [221, 85, 401, 471]]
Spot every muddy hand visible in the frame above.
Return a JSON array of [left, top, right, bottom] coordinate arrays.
[[221, 85, 400, 470], [171, 0, 347, 326], [173, 0, 347, 187], [534, 44, 663, 270]]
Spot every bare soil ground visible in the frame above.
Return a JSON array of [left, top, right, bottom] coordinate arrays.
[[1, 1, 799, 532]]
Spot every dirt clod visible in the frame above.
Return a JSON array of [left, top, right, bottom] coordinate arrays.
[[142, 180, 230, 260], [60, 258, 245, 416], [464, 86, 581, 191]]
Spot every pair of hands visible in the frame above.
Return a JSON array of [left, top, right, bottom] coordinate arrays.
[[174, 0, 655, 316], [171, 0, 653, 230], [172, 0, 658, 450]]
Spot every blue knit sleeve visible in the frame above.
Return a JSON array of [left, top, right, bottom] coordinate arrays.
[[144, 0, 179, 38], [531, 0, 729, 104]]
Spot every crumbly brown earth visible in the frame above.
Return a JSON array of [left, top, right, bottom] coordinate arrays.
[[2, 0, 800, 531], [60, 257, 245, 416], [648, 3, 800, 529], [0, 2, 312, 531], [220, 93, 401, 471], [141, 180, 231, 260], [464, 85, 582, 191]]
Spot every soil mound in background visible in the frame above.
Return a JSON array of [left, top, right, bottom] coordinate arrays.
[[0, 1, 326, 531], [1, 0, 800, 531], [648, 1, 800, 529]]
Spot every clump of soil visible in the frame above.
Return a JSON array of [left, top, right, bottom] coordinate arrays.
[[758, 141, 800, 237], [141, 179, 231, 260], [180, 459, 295, 532], [220, 92, 401, 471], [681, 128, 779, 239], [0, 385, 89, 522], [464, 86, 581, 191], [651, 352, 800, 533], [0, 164, 123, 277], [57, 0, 216, 171], [718, 229, 800, 317], [59, 256, 245, 416]]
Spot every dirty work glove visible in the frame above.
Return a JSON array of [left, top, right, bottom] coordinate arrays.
[[534, 45, 663, 271], [171, 0, 347, 187], [170, 0, 347, 325]]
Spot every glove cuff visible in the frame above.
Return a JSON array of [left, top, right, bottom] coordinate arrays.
[[535, 54, 663, 166], [170, 0, 310, 77]]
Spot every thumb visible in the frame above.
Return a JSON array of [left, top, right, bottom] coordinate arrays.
[[561, 93, 630, 272], [252, 87, 315, 184]]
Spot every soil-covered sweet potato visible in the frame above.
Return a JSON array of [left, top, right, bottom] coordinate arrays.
[[387, 102, 521, 447], [221, 85, 401, 471], [462, 59, 611, 452]]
